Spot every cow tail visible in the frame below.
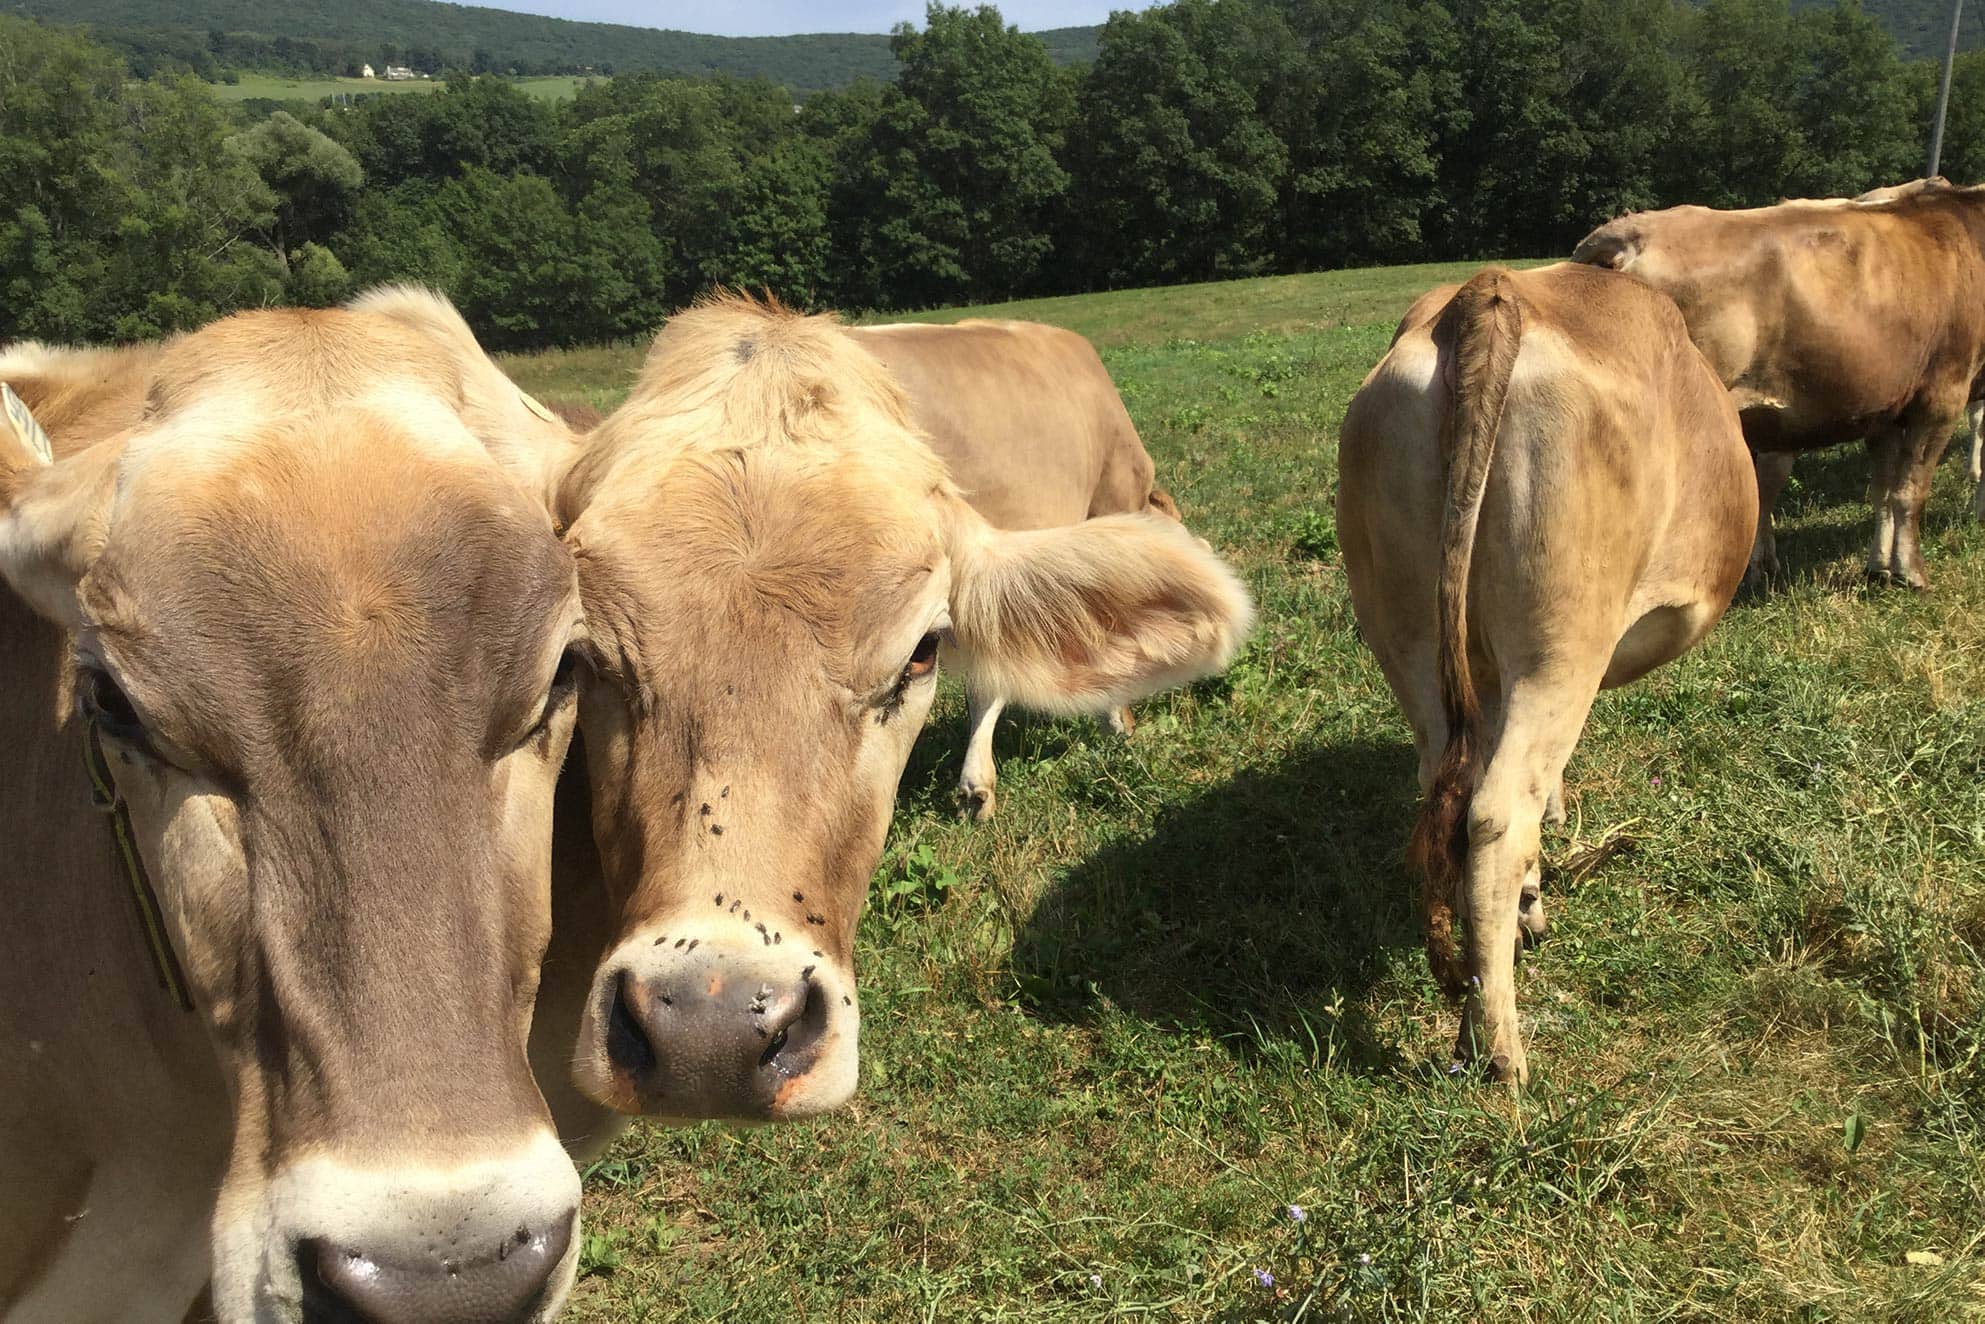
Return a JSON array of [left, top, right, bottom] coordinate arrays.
[[1407, 269, 1522, 999]]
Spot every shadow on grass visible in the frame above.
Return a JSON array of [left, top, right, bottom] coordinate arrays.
[[896, 700, 1091, 818], [1763, 438, 1975, 588], [1765, 442, 1875, 585], [1010, 737, 1425, 1076]]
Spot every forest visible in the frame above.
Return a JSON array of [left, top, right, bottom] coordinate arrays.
[[3, 0, 1980, 349]]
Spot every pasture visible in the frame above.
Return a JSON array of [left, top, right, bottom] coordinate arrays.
[[210, 72, 586, 102], [501, 261, 1985, 1321]]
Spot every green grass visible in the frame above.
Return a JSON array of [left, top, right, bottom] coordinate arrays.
[[211, 72, 584, 102], [507, 262, 1985, 1321]]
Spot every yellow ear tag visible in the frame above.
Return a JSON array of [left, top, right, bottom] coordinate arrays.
[[2, 382, 53, 465], [520, 391, 556, 424]]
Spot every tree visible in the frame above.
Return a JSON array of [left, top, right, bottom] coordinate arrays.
[[1935, 50, 1985, 184], [1063, 0, 1286, 286], [1259, 0, 1461, 270], [99, 77, 284, 338], [0, 17, 127, 339], [433, 169, 668, 348], [828, 4, 1071, 308], [1779, 1, 1927, 197], [228, 111, 365, 280]]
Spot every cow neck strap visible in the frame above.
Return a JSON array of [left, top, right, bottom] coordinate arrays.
[[83, 715, 196, 1013]]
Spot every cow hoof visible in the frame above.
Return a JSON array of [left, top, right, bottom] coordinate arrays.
[[1867, 566, 1928, 592], [957, 784, 996, 823], [1104, 706, 1136, 738]]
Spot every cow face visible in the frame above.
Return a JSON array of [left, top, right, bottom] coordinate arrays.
[[554, 298, 1252, 1123], [0, 309, 586, 1324]]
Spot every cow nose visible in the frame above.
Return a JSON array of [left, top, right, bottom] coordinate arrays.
[[299, 1215, 573, 1324], [606, 963, 831, 1118]]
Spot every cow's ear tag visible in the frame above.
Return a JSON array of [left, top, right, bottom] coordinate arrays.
[[520, 390, 556, 424], [2, 383, 53, 466]]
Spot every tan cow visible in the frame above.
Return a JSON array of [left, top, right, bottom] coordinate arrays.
[[536, 295, 1252, 1128], [1338, 265, 1755, 1083], [1572, 188, 1985, 589], [0, 291, 588, 1324], [847, 319, 1183, 821]]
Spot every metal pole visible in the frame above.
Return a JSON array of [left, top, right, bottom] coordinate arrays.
[[1929, 0, 1965, 179]]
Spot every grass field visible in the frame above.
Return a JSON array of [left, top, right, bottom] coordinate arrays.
[[504, 262, 1985, 1320], [211, 72, 586, 102]]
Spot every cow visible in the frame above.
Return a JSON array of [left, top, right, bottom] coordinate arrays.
[[1337, 265, 1756, 1084], [1571, 187, 1985, 589], [0, 290, 590, 1324], [846, 319, 1184, 821], [1855, 175, 1953, 204], [534, 295, 1252, 1131]]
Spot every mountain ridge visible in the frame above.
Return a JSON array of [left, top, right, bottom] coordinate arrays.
[[4, 0, 1101, 93]]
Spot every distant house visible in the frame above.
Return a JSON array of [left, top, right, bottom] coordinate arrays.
[[360, 64, 375, 79], [383, 65, 416, 80]]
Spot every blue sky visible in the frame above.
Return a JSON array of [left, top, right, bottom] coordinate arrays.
[[469, 1, 1148, 37]]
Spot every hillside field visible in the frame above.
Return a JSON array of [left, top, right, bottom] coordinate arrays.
[[211, 71, 584, 101], [501, 262, 1985, 1321]]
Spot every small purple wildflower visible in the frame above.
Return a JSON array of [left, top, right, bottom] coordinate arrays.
[[1651, 775, 1664, 788], [1447, 1061, 1465, 1075], [1358, 1252, 1372, 1266], [1254, 1268, 1275, 1289], [1286, 1204, 1306, 1223]]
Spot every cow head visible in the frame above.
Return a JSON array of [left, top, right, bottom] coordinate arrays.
[[0, 295, 587, 1324], [553, 296, 1252, 1122]]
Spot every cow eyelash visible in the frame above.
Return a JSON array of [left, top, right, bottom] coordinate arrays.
[[882, 632, 943, 711], [522, 649, 582, 742]]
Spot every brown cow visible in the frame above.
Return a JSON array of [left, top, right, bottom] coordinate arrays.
[[539, 295, 1252, 1127], [1338, 265, 1755, 1083], [0, 291, 588, 1324], [848, 319, 1184, 821], [1572, 188, 1985, 589]]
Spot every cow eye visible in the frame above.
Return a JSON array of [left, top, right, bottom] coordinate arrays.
[[78, 667, 150, 750], [549, 647, 580, 696], [527, 648, 581, 736], [904, 631, 940, 683]]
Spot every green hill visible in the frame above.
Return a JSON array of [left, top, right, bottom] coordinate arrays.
[[1795, 0, 1977, 58], [3, 0, 1101, 93]]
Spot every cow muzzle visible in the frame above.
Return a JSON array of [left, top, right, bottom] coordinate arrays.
[[586, 929, 859, 1122], [213, 1132, 581, 1324]]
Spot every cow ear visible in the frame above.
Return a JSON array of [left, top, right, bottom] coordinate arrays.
[[942, 500, 1254, 715], [0, 386, 118, 629]]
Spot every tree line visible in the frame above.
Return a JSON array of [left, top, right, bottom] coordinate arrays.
[[4, 0, 1981, 351]]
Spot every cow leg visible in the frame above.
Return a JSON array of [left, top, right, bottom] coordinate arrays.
[[1865, 428, 1907, 585], [1744, 451, 1795, 590], [1527, 777, 1563, 947], [1883, 415, 1961, 589], [958, 683, 1005, 822], [1966, 401, 1985, 521], [1102, 705, 1136, 737], [1458, 676, 1596, 1086]]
